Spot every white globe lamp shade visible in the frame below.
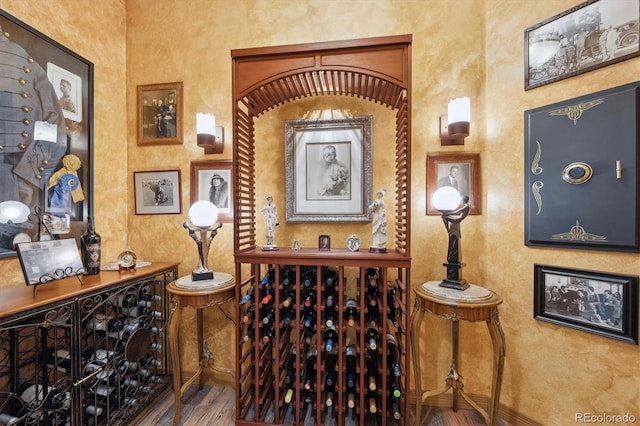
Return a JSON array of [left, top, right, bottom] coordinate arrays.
[[188, 201, 218, 227], [432, 186, 462, 211]]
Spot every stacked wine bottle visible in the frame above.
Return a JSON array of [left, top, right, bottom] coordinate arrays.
[[238, 265, 406, 425]]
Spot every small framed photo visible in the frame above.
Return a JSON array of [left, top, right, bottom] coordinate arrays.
[[534, 264, 638, 344], [134, 170, 182, 215], [319, 235, 331, 251], [426, 153, 481, 215], [137, 82, 183, 146], [525, 0, 640, 90], [190, 160, 233, 222]]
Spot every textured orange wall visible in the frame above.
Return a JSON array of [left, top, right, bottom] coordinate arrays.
[[1, 1, 638, 423]]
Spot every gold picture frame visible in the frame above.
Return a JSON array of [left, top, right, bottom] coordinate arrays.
[[426, 153, 481, 215], [137, 82, 183, 146]]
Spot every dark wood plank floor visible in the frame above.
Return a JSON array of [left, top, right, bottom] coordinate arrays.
[[133, 385, 512, 425]]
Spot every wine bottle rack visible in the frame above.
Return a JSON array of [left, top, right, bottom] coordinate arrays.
[[0, 263, 177, 425], [235, 251, 410, 425]]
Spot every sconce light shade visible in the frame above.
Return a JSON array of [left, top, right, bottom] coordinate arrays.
[[0, 201, 30, 224], [188, 200, 219, 227], [196, 113, 224, 154], [440, 97, 470, 146]]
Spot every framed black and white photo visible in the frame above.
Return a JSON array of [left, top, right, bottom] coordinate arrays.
[[0, 10, 94, 259], [426, 153, 481, 215], [285, 116, 372, 222], [525, 0, 640, 90], [534, 264, 638, 344], [133, 170, 181, 215], [190, 160, 233, 222], [137, 82, 183, 146]]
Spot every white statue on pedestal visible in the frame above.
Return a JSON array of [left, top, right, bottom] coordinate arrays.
[[368, 188, 387, 252], [261, 195, 279, 250]]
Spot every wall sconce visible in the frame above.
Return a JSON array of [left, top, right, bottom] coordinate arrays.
[[196, 113, 224, 154], [432, 186, 470, 291], [440, 97, 470, 146], [183, 200, 222, 281]]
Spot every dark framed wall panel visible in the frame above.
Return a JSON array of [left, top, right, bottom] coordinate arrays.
[[524, 81, 640, 252]]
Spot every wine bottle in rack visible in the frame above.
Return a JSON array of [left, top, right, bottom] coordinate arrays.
[[139, 284, 162, 302], [366, 319, 379, 350], [387, 286, 401, 329], [367, 391, 378, 414], [323, 266, 339, 287], [389, 395, 402, 420], [261, 268, 276, 286], [280, 288, 295, 310], [302, 287, 317, 311], [365, 267, 379, 289], [47, 348, 72, 371], [386, 333, 402, 378], [345, 345, 357, 409], [344, 298, 358, 327], [283, 347, 297, 386], [242, 323, 255, 342], [323, 304, 337, 328], [302, 267, 317, 288], [365, 349, 379, 392], [323, 325, 338, 352], [279, 266, 296, 287], [302, 312, 316, 344], [303, 347, 317, 393], [260, 323, 275, 343], [260, 284, 275, 306], [242, 304, 255, 324], [324, 348, 337, 388], [240, 285, 255, 305], [262, 306, 276, 327], [0, 413, 20, 425]]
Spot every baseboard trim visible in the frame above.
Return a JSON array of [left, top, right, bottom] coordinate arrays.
[[409, 393, 542, 426]]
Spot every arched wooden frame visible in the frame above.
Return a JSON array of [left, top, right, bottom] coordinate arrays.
[[231, 35, 412, 255]]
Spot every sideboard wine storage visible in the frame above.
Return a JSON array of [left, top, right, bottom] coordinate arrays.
[[0, 262, 177, 425]]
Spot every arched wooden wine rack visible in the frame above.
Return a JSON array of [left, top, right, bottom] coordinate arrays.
[[232, 35, 413, 425]]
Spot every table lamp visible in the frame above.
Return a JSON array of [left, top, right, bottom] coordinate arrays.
[[183, 200, 222, 281], [431, 186, 470, 291]]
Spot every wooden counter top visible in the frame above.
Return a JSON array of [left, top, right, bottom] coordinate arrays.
[[0, 262, 179, 321]]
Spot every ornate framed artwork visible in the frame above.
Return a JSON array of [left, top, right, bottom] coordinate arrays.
[[133, 170, 182, 215], [190, 160, 233, 222], [136, 82, 183, 146], [284, 116, 372, 223], [426, 153, 481, 215], [534, 264, 638, 344], [0, 10, 94, 259], [524, 81, 639, 252], [525, 0, 640, 90]]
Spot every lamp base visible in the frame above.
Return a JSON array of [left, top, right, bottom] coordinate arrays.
[[192, 270, 214, 281], [261, 244, 279, 251], [439, 278, 469, 291]]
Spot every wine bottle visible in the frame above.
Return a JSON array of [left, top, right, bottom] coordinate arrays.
[[344, 298, 358, 327], [283, 347, 297, 386], [324, 349, 337, 388], [139, 284, 162, 302], [368, 393, 378, 414], [366, 319, 379, 350], [302, 288, 317, 310], [243, 324, 255, 342], [366, 350, 379, 392], [387, 286, 401, 328], [386, 333, 402, 377], [81, 215, 101, 275], [0, 413, 20, 425], [240, 285, 255, 305], [303, 347, 317, 392], [345, 345, 357, 408], [323, 304, 337, 328], [242, 304, 255, 324], [389, 395, 402, 420], [261, 268, 276, 286], [302, 267, 317, 288], [280, 267, 296, 288], [323, 325, 338, 352]]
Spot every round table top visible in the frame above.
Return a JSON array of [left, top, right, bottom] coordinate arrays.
[[416, 280, 502, 307], [167, 272, 234, 296]]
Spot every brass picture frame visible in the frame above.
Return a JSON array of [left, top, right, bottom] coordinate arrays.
[[137, 82, 183, 146]]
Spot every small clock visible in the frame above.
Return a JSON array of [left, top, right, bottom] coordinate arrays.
[[117, 248, 137, 272]]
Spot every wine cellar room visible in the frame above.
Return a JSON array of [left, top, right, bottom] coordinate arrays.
[[1, 1, 639, 426]]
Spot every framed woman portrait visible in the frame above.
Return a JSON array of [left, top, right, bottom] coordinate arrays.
[[190, 160, 233, 222]]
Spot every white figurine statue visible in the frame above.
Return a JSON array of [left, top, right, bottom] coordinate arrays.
[[368, 188, 388, 252], [261, 195, 279, 250]]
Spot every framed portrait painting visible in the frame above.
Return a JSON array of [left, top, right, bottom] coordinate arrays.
[[426, 153, 481, 215], [190, 160, 233, 222], [137, 82, 183, 146], [525, 0, 640, 90], [0, 10, 94, 259], [534, 264, 638, 344], [285, 116, 372, 222], [133, 170, 182, 215]]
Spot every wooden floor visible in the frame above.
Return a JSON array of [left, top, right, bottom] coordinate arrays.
[[133, 385, 512, 426]]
